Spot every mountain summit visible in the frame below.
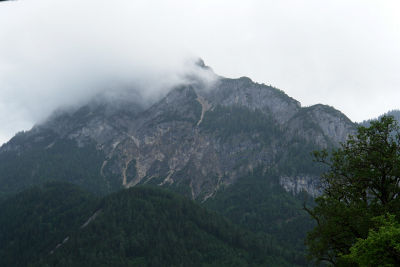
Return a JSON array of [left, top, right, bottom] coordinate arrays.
[[0, 65, 355, 199]]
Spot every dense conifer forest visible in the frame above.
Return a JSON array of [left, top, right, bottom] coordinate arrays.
[[0, 183, 306, 266]]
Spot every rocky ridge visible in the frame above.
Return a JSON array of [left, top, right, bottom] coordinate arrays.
[[0, 65, 356, 199]]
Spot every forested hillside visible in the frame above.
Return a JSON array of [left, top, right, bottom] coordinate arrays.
[[204, 168, 315, 266], [0, 182, 97, 266], [0, 183, 304, 266]]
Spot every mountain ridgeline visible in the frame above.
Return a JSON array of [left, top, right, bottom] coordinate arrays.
[[0, 72, 356, 199], [0, 65, 357, 265]]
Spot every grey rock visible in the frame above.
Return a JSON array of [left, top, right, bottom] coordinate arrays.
[[0, 73, 357, 199]]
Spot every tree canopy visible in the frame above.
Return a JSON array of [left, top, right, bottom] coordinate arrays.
[[306, 116, 400, 266], [343, 214, 400, 267]]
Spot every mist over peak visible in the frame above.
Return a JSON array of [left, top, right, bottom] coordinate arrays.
[[0, 0, 217, 144]]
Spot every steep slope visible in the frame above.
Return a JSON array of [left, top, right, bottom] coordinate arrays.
[[0, 71, 356, 199], [0, 183, 295, 267]]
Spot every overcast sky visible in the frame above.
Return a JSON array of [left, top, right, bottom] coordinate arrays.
[[0, 0, 399, 144]]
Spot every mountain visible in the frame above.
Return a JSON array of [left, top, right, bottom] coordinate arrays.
[[0, 62, 357, 265], [0, 64, 356, 200], [0, 182, 296, 266]]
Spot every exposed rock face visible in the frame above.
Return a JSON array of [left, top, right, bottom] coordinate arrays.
[[279, 175, 322, 197], [0, 69, 357, 199]]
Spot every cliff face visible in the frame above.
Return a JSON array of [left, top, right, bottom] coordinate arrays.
[[0, 72, 356, 199]]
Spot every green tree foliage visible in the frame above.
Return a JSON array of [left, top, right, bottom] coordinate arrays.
[[305, 116, 400, 265], [0, 182, 97, 267], [1, 182, 291, 266], [41, 186, 278, 267], [343, 214, 400, 267]]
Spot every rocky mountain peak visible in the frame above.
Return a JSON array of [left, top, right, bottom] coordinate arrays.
[[0, 67, 357, 199]]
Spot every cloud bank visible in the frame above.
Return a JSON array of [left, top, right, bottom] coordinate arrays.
[[0, 0, 214, 144]]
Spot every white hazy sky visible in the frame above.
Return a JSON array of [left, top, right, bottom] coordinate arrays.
[[0, 0, 399, 144]]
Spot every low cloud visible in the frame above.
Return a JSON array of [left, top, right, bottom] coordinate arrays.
[[0, 0, 214, 144]]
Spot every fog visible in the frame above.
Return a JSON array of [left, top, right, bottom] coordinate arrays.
[[0, 0, 399, 144], [0, 0, 216, 144]]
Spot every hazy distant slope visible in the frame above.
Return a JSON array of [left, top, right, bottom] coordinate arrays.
[[360, 109, 400, 126]]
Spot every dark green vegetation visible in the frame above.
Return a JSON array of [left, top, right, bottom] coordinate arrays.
[[0, 182, 97, 267], [0, 183, 297, 266], [204, 168, 315, 266], [306, 116, 400, 266], [343, 214, 400, 266], [0, 130, 121, 199]]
